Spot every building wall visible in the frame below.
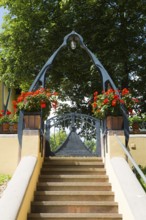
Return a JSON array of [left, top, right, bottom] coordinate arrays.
[[0, 131, 41, 175], [108, 131, 146, 167]]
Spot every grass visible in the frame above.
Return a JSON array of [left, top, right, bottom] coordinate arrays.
[[0, 174, 11, 185]]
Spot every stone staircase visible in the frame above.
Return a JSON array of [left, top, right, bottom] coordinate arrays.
[[28, 157, 122, 220]]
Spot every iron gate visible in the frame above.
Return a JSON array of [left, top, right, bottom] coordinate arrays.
[[45, 113, 102, 157]]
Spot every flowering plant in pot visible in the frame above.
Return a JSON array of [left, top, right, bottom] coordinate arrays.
[[0, 110, 11, 123], [128, 114, 143, 133], [128, 115, 142, 126], [0, 110, 11, 132], [92, 88, 139, 130], [13, 88, 58, 120], [92, 88, 139, 119]]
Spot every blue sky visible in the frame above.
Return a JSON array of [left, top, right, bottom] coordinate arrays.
[[0, 7, 7, 27]]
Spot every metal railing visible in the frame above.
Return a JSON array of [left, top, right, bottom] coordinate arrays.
[[115, 134, 146, 184]]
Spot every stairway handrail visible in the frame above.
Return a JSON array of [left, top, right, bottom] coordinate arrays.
[[115, 134, 146, 184]]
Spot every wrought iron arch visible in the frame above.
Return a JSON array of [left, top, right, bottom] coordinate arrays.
[[28, 31, 129, 146], [17, 31, 129, 159]]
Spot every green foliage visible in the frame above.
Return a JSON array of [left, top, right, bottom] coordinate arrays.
[[85, 139, 96, 153], [128, 115, 143, 125], [0, 110, 11, 124], [0, 174, 11, 185], [10, 114, 18, 123], [134, 165, 146, 192], [50, 130, 67, 152], [0, 0, 145, 112], [0, 115, 11, 123]]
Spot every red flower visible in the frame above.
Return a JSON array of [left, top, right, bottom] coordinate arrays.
[[103, 98, 109, 104], [6, 110, 11, 115], [94, 96, 97, 101], [94, 91, 98, 96], [114, 94, 119, 100], [17, 96, 24, 103], [12, 100, 17, 109], [106, 89, 114, 95], [122, 88, 129, 96], [112, 99, 117, 106], [40, 102, 46, 109], [93, 102, 97, 108]]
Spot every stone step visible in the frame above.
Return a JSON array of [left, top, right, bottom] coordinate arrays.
[[34, 191, 115, 201], [28, 212, 123, 220], [28, 156, 122, 220], [41, 167, 106, 175], [43, 159, 104, 165], [44, 157, 103, 163], [39, 174, 108, 182], [37, 182, 111, 191], [43, 163, 104, 169], [31, 201, 118, 213]]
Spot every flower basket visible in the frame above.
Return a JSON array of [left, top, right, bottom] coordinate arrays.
[[128, 115, 142, 133], [132, 122, 140, 133], [13, 88, 58, 123], [0, 110, 11, 133], [106, 116, 123, 130], [2, 122, 10, 133], [10, 123, 18, 133], [23, 112, 41, 130], [92, 88, 139, 131]]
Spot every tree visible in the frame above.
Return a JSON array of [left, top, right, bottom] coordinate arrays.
[[0, 0, 145, 111], [50, 129, 67, 152]]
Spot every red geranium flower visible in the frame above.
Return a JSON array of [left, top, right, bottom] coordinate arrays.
[[103, 98, 109, 104], [94, 96, 97, 101], [112, 99, 117, 107], [94, 91, 98, 96], [40, 102, 46, 109], [121, 88, 129, 96], [93, 102, 97, 108], [6, 110, 11, 115]]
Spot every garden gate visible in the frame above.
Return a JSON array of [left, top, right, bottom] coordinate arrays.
[[45, 112, 102, 156]]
